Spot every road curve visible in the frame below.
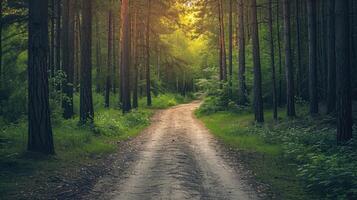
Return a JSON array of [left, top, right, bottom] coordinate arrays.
[[85, 101, 259, 200]]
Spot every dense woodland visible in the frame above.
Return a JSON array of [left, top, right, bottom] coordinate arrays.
[[0, 0, 357, 199]]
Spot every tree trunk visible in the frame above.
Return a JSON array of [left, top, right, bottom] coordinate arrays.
[[276, 0, 283, 106], [295, 0, 303, 98], [80, 0, 94, 123], [228, 0, 233, 94], [95, 13, 102, 93], [105, 8, 113, 108], [237, 0, 248, 105], [50, 0, 55, 78], [56, 0, 61, 73], [62, 0, 75, 119], [218, 0, 227, 81], [132, 9, 139, 109], [251, 0, 264, 123], [327, 0, 336, 114], [283, 0, 296, 117], [74, 8, 80, 91], [120, 0, 131, 112], [146, 0, 152, 106], [112, 14, 117, 94], [307, 0, 319, 115], [336, 0, 353, 143], [28, 0, 54, 154], [268, 0, 278, 121], [320, 1, 328, 101], [0, 0, 3, 89]]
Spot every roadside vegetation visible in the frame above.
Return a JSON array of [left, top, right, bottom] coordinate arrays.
[[0, 93, 190, 199], [197, 96, 357, 200]]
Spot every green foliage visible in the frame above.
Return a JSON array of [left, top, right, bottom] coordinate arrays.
[[196, 81, 248, 116], [94, 109, 151, 137], [198, 106, 357, 199], [139, 93, 193, 109], [0, 106, 153, 198]]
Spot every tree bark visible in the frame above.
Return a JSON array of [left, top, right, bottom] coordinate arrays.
[[62, 0, 75, 119], [105, 8, 113, 108], [95, 13, 102, 93], [146, 0, 152, 106], [112, 13, 117, 94], [56, 0, 61, 73], [276, 0, 283, 106], [120, 0, 131, 112], [336, 0, 353, 143], [295, 0, 303, 98], [0, 0, 3, 89], [218, 0, 227, 81], [50, 0, 55, 78], [28, 0, 54, 154], [251, 0, 264, 123], [132, 9, 139, 109], [327, 0, 336, 114], [80, 0, 94, 123], [268, 0, 278, 121], [237, 0, 248, 105], [74, 8, 80, 91], [283, 0, 296, 117], [307, 0, 319, 115], [228, 0, 233, 94]]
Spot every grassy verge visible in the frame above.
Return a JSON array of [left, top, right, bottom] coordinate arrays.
[[197, 103, 357, 199], [197, 109, 310, 200], [0, 93, 189, 199]]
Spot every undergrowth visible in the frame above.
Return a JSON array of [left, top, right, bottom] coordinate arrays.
[[197, 98, 357, 200], [0, 93, 186, 199]]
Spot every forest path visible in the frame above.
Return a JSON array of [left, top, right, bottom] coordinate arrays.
[[84, 101, 259, 200]]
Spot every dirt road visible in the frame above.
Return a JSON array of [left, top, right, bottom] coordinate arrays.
[[84, 102, 259, 200]]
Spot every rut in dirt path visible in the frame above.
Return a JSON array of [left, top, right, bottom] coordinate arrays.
[[85, 102, 259, 200]]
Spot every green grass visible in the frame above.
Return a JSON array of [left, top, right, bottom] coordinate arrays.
[[0, 93, 188, 199], [197, 107, 314, 200], [0, 109, 151, 198], [199, 111, 282, 155], [139, 93, 194, 109]]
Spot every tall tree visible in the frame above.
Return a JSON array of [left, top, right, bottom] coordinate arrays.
[[132, 8, 139, 109], [228, 0, 233, 93], [276, 1, 283, 106], [251, 0, 264, 123], [237, 0, 248, 105], [62, 0, 75, 119], [327, 0, 336, 114], [146, 0, 152, 106], [336, 0, 352, 143], [80, 0, 94, 123], [95, 12, 102, 93], [268, 0, 278, 120], [283, 0, 295, 117], [218, 0, 227, 81], [105, 6, 113, 108], [28, 0, 54, 154], [50, 0, 55, 78], [295, 0, 303, 98], [74, 8, 81, 90], [307, 0, 319, 115], [56, 0, 61, 73], [0, 0, 2, 89], [120, 0, 131, 112]]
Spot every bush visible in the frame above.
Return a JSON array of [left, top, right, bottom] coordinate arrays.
[[139, 93, 193, 109], [254, 120, 357, 199]]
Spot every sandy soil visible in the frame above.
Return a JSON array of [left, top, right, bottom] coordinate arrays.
[[83, 101, 259, 200]]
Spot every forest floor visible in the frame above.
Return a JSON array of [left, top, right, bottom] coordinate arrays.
[[82, 101, 264, 200]]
